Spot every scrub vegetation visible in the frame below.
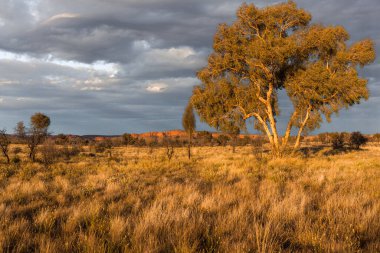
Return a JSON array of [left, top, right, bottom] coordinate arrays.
[[0, 144, 379, 252]]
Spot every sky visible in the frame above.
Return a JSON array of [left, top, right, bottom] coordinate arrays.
[[0, 0, 378, 135]]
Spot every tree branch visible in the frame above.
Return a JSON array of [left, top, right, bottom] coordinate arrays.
[[293, 105, 312, 151], [281, 110, 298, 150]]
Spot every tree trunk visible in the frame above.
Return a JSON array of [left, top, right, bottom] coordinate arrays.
[[1, 149, 9, 164], [228, 134, 237, 153], [265, 83, 281, 157], [293, 107, 312, 152], [281, 111, 298, 152], [29, 146, 36, 162]]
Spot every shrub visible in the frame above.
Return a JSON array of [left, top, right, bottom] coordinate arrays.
[[331, 133, 345, 150], [122, 133, 136, 146], [40, 140, 60, 167], [95, 140, 113, 153], [135, 138, 146, 147], [163, 136, 175, 161], [12, 147, 23, 155], [62, 145, 81, 160], [0, 129, 11, 163], [196, 131, 213, 146], [372, 133, 380, 144], [318, 133, 329, 144], [216, 135, 230, 146], [12, 156, 21, 165], [349, 132, 368, 150], [252, 136, 265, 159], [238, 136, 252, 146], [55, 134, 69, 145]]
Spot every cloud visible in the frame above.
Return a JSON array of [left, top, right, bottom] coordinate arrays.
[[0, 0, 378, 134], [146, 83, 168, 93], [42, 13, 80, 25]]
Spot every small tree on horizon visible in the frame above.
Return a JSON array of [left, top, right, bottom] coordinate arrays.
[[349, 131, 368, 150], [122, 133, 136, 146], [216, 134, 230, 146], [26, 113, 51, 162], [372, 133, 380, 144], [191, 1, 375, 157], [14, 121, 26, 143], [331, 133, 345, 150], [182, 101, 196, 159], [0, 129, 11, 164]]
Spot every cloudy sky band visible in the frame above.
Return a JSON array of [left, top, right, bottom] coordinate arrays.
[[0, 0, 378, 134]]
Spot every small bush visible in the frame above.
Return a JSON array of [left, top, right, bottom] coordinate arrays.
[[95, 140, 113, 153], [372, 133, 380, 143], [318, 133, 329, 144], [12, 156, 21, 165], [331, 133, 345, 150], [12, 147, 23, 155], [252, 136, 265, 159], [62, 145, 81, 160], [349, 132, 368, 150], [40, 140, 60, 167], [216, 135, 230, 146]]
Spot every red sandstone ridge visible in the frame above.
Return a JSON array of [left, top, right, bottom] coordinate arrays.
[[91, 130, 260, 141], [133, 130, 187, 139], [130, 130, 259, 140], [94, 137, 106, 141]]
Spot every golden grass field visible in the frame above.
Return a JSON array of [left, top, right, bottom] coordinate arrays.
[[0, 145, 379, 252]]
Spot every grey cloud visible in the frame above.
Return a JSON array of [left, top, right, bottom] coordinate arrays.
[[0, 0, 378, 134]]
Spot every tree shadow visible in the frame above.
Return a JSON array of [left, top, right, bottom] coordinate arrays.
[[298, 145, 367, 157], [323, 147, 367, 156]]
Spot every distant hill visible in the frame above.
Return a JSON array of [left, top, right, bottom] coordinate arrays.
[[74, 130, 260, 141], [49, 131, 375, 142]]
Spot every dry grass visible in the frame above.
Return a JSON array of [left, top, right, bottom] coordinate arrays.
[[0, 145, 379, 252]]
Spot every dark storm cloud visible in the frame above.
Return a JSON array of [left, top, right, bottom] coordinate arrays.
[[0, 0, 243, 63], [0, 0, 378, 134]]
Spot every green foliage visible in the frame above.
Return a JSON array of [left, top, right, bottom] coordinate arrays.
[[191, 1, 375, 155]]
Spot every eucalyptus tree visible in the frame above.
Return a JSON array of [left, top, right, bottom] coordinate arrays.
[[182, 101, 196, 159], [27, 113, 51, 161], [191, 1, 375, 157]]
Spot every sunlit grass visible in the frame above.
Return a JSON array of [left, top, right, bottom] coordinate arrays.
[[0, 145, 379, 252]]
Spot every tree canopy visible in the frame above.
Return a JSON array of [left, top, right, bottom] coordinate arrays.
[[31, 112, 51, 133], [182, 102, 196, 136], [182, 101, 196, 159], [27, 112, 51, 161], [191, 1, 375, 156]]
